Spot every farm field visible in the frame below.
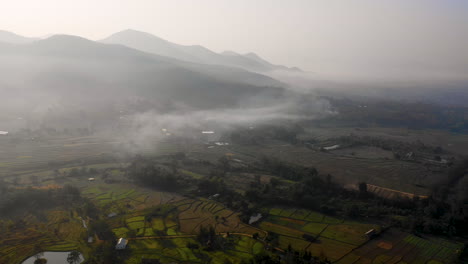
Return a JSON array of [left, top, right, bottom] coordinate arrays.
[[300, 126, 468, 156], [260, 207, 380, 262], [85, 183, 266, 264], [0, 130, 466, 264], [337, 229, 464, 264], [124, 235, 263, 264], [259, 207, 463, 263], [1, 128, 451, 196], [225, 142, 442, 196], [0, 135, 119, 176]]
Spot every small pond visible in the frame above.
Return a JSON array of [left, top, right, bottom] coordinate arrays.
[[22, 251, 84, 264]]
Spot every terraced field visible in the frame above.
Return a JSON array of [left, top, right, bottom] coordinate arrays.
[[1, 132, 465, 264], [259, 207, 380, 261], [337, 229, 464, 264], [124, 235, 263, 264], [101, 192, 266, 263], [258, 207, 463, 263], [0, 210, 89, 264]]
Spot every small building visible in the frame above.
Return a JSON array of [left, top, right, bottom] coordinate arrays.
[[88, 236, 94, 243], [208, 193, 220, 199], [108, 212, 118, 218], [323, 144, 340, 151], [88, 178, 95, 181], [365, 229, 376, 238], [115, 238, 128, 250]]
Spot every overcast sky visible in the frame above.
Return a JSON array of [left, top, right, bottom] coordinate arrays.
[[1, 0, 467, 80]]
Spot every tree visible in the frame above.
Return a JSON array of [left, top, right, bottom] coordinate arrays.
[[30, 175, 39, 185], [358, 182, 368, 198], [218, 156, 230, 175], [33, 244, 43, 260], [67, 250, 81, 264], [252, 233, 259, 240], [270, 177, 280, 187], [34, 258, 47, 264]]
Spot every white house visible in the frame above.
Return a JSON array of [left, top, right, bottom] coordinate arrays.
[[115, 238, 128, 250]]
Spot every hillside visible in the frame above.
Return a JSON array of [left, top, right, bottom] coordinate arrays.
[[0, 34, 286, 111]]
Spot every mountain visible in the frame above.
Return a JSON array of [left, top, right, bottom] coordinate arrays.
[[0, 34, 285, 111], [100, 29, 301, 72], [0, 30, 38, 44]]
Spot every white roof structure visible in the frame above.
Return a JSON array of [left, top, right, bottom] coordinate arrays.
[[116, 238, 128, 250], [323, 144, 340, 151], [365, 229, 376, 236], [108, 212, 117, 218]]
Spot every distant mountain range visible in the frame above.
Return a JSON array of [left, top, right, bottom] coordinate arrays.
[[0, 33, 286, 110], [101, 29, 301, 73], [0, 30, 38, 44], [0, 29, 301, 73]]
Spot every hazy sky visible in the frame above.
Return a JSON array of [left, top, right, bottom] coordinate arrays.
[[1, 0, 467, 80]]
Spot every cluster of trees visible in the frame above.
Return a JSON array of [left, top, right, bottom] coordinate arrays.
[[85, 220, 129, 264], [196, 225, 232, 251], [89, 220, 115, 240], [415, 159, 468, 236], [0, 185, 82, 220], [66, 250, 81, 264], [83, 240, 127, 264], [126, 156, 182, 191]]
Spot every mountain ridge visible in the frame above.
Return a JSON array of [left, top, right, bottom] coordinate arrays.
[[0, 33, 286, 110], [0, 30, 38, 44], [101, 29, 301, 72]]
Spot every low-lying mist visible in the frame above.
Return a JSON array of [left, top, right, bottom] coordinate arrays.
[[118, 92, 333, 151]]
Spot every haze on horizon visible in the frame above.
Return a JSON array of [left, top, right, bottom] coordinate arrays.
[[1, 0, 467, 81]]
